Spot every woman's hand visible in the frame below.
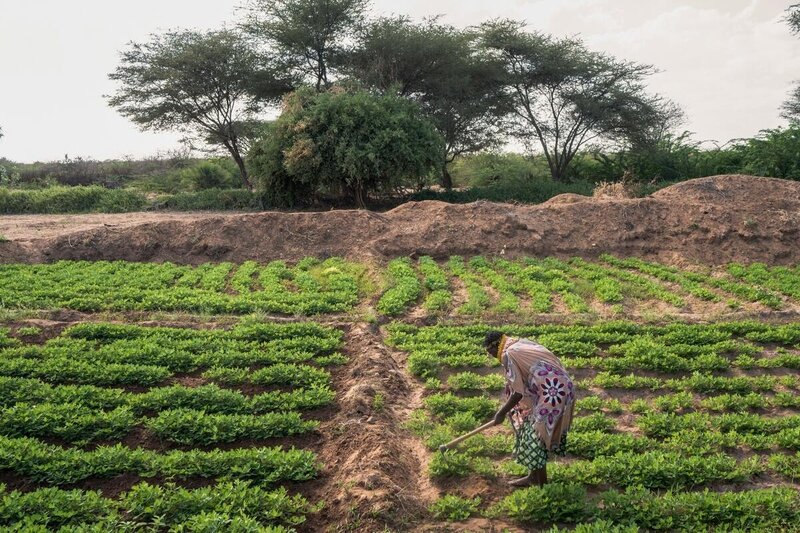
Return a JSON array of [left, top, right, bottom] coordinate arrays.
[[493, 392, 523, 425]]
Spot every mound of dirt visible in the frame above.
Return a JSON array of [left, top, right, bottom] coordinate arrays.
[[1, 174, 798, 265], [307, 324, 434, 531]]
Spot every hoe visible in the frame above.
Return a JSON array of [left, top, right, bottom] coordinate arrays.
[[438, 420, 495, 452]]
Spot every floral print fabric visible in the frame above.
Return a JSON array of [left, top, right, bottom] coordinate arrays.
[[502, 338, 575, 450]]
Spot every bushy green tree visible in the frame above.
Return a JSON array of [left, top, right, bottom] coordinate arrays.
[[249, 87, 443, 207], [108, 30, 290, 189], [241, 0, 368, 91], [479, 20, 681, 182], [344, 17, 510, 188]]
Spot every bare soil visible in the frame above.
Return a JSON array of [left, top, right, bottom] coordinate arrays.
[[1, 175, 798, 265]]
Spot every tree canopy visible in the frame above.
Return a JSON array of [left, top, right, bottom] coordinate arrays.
[[788, 3, 800, 34], [781, 4, 800, 122], [478, 20, 681, 182], [241, 0, 368, 91], [344, 17, 510, 188], [107, 29, 289, 189]]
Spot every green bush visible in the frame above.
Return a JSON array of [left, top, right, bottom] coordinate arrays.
[[0, 186, 146, 214], [249, 87, 443, 207], [448, 152, 550, 187], [429, 494, 481, 521], [153, 188, 260, 210], [178, 160, 239, 190]]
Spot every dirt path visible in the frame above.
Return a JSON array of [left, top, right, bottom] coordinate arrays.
[[1, 175, 799, 266], [303, 323, 437, 531]]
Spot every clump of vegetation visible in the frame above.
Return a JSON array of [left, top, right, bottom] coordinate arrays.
[[249, 87, 443, 208], [377, 258, 422, 316], [429, 495, 481, 521], [14, 326, 41, 337], [0, 186, 147, 214]]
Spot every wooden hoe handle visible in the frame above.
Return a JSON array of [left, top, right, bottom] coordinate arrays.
[[438, 420, 496, 452]]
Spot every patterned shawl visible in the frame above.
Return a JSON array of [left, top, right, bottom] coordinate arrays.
[[499, 336, 575, 450]]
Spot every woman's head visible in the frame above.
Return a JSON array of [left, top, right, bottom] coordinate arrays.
[[483, 330, 505, 357]]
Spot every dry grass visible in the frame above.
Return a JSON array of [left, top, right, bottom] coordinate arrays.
[[593, 170, 641, 199]]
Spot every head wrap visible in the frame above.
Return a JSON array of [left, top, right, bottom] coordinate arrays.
[[496, 335, 508, 363]]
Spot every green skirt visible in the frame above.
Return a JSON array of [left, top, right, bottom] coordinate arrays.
[[512, 419, 568, 470]]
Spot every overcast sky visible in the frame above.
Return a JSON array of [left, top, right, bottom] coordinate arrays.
[[1, 0, 798, 162]]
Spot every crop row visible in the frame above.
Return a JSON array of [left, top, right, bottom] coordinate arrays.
[[0, 322, 344, 388], [376, 255, 799, 317], [2, 257, 797, 317], [388, 321, 800, 378], [490, 484, 800, 530], [0, 402, 319, 445], [575, 390, 800, 416], [0, 480, 313, 530], [0, 435, 317, 485], [0, 352, 337, 390], [0, 377, 335, 414], [431, 448, 764, 489], [0, 258, 361, 314], [377, 258, 422, 316]]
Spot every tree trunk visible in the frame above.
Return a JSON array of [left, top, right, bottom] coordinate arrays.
[[228, 145, 253, 191], [354, 185, 366, 209], [441, 164, 453, 190], [547, 152, 566, 182]]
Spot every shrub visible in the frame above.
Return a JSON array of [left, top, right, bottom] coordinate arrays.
[[153, 188, 260, 211], [0, 186, 146, 214], [249, 87, 443, 207], [429, 495, 481, 521], [178, 160, 239, 190]]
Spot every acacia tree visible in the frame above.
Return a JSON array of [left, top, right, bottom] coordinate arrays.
[[781, 4, 800, 121], [479, 20, 680, 182], [344, 17, 509, 188], [241, 0, 368, 91], [108, 29, 289, 189]]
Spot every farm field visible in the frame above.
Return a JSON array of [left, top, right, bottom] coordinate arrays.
[[2, 255, 800, 319], [387, 322, 800, 530], [379, 255, 800, 320], [0, 321, 345, 530], [1, 256, 799, 531]]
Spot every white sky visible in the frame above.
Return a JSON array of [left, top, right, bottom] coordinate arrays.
[[0, 0, 798, 162]]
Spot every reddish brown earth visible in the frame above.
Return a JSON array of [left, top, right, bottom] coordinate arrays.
[[0, 174, 799, 266]]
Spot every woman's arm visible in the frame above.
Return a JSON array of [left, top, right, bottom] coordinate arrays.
[[494, 392, 523, 425]]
